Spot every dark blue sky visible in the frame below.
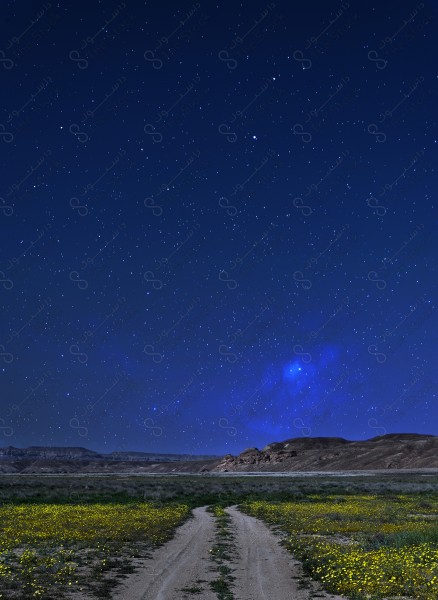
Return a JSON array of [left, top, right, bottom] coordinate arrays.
[[0, 0, 437, 454]]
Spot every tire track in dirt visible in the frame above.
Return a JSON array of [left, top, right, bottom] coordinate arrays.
[[111, 504, 347, 600], [226, 505, 346, 600], [112, 506, 216, 600]]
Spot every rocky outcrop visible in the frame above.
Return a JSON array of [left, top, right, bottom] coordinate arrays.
[[213, 434, 438, 472]]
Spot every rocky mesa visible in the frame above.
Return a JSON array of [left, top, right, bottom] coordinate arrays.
[[0, 446, 220, 474], [213, 434, 438, 472]]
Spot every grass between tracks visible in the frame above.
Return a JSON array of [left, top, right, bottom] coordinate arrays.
[[207, 505, 235, 600]]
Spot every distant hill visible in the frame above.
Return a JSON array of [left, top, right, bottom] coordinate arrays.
[[0, 445, 219, 463], [1, 435, 437, 474], [214, 434, 438, 472]]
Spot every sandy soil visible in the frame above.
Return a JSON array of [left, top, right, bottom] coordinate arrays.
[[226, 506, 345, 600], [110, 505, 347, 600], [111, 506, 217, 600]]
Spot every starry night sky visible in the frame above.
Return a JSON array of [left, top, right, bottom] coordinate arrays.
[[0, 0, 437, 455]]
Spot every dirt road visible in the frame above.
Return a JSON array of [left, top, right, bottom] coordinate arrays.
[[112, 505, 346, 600], [226, 505, 345, 600], [112, 506, 217, 600]]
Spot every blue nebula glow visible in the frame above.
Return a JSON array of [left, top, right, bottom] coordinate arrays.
[[283, 361, 303, 381]]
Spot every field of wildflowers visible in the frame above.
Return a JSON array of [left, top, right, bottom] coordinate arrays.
[[0, 501, 189, 599], [1, 475, 437, 600], [243, 494, 438, 599]]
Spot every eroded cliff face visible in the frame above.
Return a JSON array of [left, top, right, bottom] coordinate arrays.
[[214, 434, 438, 472]]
